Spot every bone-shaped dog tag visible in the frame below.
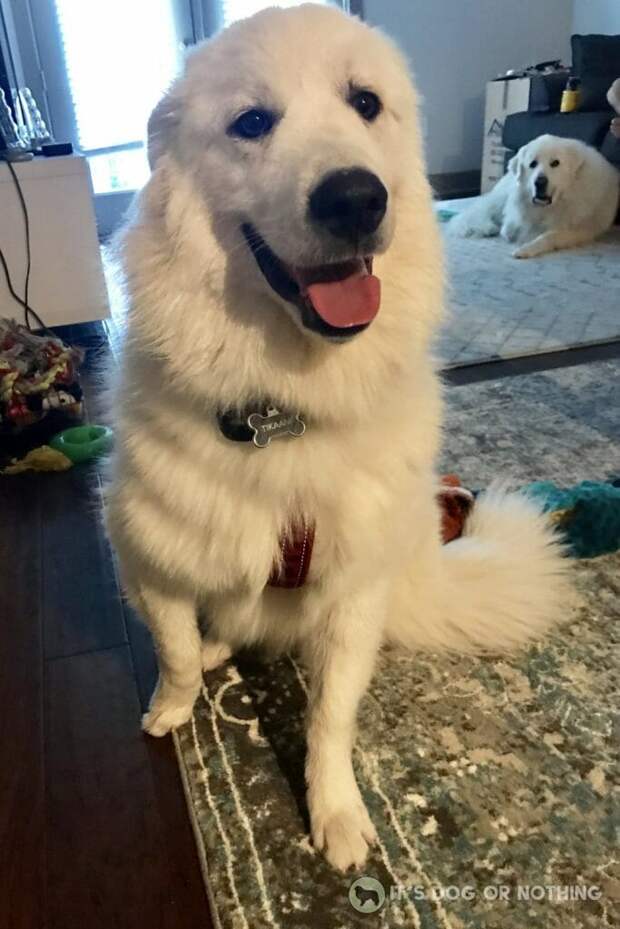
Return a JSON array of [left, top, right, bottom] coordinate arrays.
[[247, 406, 306, 448]]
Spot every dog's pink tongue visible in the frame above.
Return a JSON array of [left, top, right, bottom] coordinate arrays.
[[306, 274, 381, 328]]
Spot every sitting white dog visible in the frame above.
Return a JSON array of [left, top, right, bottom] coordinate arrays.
[[450, 134, 619, 258]]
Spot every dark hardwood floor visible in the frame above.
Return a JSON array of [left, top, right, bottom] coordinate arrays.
[[1, 321, 618, 928], [0, 326, 211, 929]]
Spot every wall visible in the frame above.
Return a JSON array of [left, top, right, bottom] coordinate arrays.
[[572, 0, 620, 33], [363, 0, 574, 175]]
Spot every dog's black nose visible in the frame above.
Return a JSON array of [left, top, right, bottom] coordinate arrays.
[[535, 174, 548, 191], [308, 168, 387, 241]]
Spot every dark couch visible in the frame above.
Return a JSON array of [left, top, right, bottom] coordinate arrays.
[[503, 34, 620, 167]]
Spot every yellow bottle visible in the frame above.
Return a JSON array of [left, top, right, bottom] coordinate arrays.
[[561, 77, 581, 113]]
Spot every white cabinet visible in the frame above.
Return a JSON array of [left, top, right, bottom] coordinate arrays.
[[0, 155, 109, 326]]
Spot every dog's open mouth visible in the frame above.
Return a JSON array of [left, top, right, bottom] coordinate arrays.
[[242, 223, 380, 339], [533, 195, 552, 206]]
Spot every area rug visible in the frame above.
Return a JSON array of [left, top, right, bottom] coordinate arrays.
[[175, 359, 620, 929], [438, 219, 620, 367]]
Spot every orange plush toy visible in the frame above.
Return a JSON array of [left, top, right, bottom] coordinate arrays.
[[437, 475, 475, 544]]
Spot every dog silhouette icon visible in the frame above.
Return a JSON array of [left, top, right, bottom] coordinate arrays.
[[349, 877, 386, 913]]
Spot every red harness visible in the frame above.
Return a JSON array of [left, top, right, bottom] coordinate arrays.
[[267, 476, 473, 590], [268, 522, 315, 588]]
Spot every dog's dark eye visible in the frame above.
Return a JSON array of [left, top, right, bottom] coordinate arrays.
[[550, 159, 560, 168], [228, 109, 274, 140], [349, 89, 382, 122], [529, 160, 538, 169]]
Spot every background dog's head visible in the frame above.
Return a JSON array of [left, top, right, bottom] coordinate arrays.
[[510, 135, 585, 208], [145, 4, 427, 341]]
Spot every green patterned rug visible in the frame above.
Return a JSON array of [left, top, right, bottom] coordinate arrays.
[[175, 360, 620, 929]]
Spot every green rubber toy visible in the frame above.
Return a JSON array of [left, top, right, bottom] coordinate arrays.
[[49, 424, 113, 464]]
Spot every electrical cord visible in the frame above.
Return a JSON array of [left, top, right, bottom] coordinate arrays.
[[0, 154, 52, 334], [6, 159, 31, 312]]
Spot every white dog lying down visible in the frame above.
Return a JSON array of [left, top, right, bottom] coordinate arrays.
[[106, 6, 568, 871], [450, 134, 619, 258]]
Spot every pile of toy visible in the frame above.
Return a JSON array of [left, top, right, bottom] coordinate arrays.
[[0, 318, 83, 433]]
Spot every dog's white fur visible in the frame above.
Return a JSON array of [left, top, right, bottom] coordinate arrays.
[[106, 5, 568, 872], [450, 134, 619, 258]]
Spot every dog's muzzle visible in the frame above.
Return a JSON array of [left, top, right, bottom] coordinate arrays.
[[308, 168, 387, 244], [241, 167, 388, 340], [533, 174, 552, 205]]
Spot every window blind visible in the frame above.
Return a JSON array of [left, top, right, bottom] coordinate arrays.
[[54, 0, 182, 151]]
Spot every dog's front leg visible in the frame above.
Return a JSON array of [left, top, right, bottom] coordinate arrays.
[[137, 585, 203, 737], [304, 585, 385, 871], [513, 226, 598, 259]]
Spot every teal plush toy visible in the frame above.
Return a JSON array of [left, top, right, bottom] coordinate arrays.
[[525, 480, 620, 558]]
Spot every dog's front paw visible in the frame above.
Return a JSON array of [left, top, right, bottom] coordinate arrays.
[[201, 639, 232, 672], [311, 803, 377, 872], [142, 700, 194, 737], [142, 681, 197, 737], [512, 243, 540, 259]]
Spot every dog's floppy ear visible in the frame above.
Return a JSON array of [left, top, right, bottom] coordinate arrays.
[[509, 148, 526, 182], [569, 146, 586, 177], [147, 87, 182, 170]]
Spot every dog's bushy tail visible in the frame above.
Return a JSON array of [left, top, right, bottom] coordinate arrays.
[[447, 171, 511, 239], [387, 488, 571, 654]]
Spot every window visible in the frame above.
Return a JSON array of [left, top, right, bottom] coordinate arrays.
[[54, 0, 187, 194]]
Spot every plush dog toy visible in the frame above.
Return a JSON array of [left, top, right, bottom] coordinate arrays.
[[525, 480, 620, 558], [608, 78, 620, 139]]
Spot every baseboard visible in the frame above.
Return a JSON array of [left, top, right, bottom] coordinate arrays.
[[429, 169, 481, 199], [442, 339, 620, 386]]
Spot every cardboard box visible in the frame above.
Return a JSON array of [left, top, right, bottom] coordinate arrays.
[[481, 78, 531, 193]]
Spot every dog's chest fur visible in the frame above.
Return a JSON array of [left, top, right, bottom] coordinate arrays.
[[108, 354, 439, 612]]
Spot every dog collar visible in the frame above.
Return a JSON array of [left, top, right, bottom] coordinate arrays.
[[218, 404, 306, 448]]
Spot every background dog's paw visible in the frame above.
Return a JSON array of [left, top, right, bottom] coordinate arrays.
[[447, 222, 475, 238], [448, 213, 499, 239], [475, 220, 501, 238], [312, 804, 377, 872], [500, 224, 519, 243], [447, 216, 476, 238], [202, 639, 232, 672], [142, 700, 194, 737]]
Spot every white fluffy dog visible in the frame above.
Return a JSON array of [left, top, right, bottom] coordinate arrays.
[[106, 5, 567, 871], [450, 134, 619, 258]]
